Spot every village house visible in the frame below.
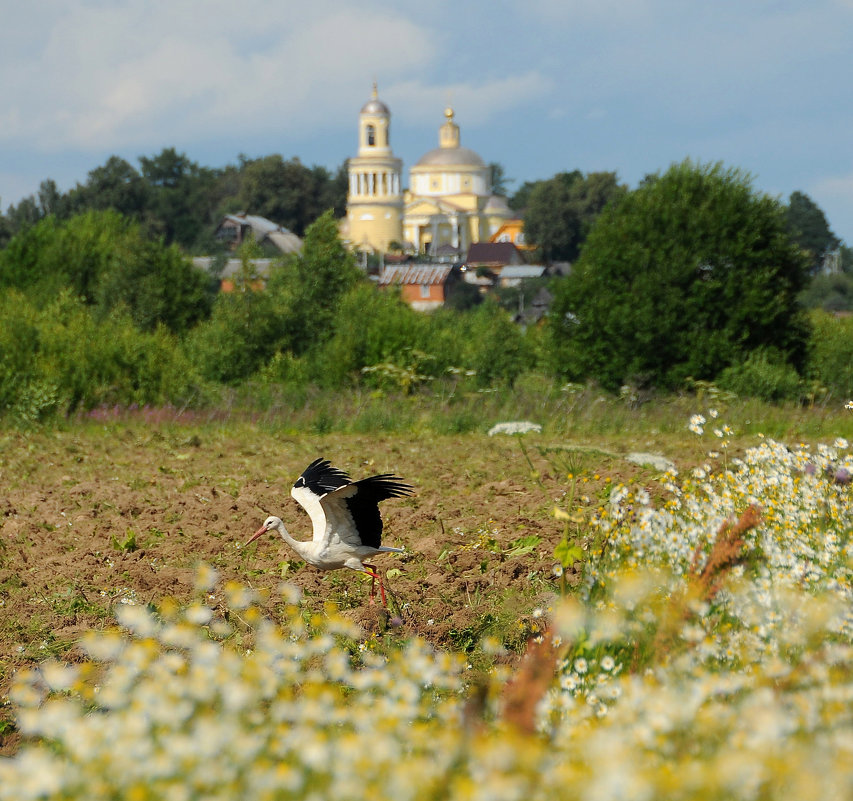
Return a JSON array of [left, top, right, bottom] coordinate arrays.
[[377, 263, 460, 311], [214, 213, 302, 255]]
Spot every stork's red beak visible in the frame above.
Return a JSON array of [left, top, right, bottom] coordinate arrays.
[[244, 523, 269, 547]]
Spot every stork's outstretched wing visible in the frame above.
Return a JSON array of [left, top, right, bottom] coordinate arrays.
[[291, 459, 412, 546], [291, 459, 350, 542], [320, 473, 413, 548]]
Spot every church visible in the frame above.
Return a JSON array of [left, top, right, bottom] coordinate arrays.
[[341, 84, 513, 257]]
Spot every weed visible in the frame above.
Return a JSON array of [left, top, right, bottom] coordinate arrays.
[[110, 528, 138, 553]]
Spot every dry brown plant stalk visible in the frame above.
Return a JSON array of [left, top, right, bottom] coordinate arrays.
[[688, 504, 762, 602], [500, 629, 565, 735], [653, 504, 762, 658]]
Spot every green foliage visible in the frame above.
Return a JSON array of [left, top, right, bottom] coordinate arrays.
[[0, 290, 200, 422], [523, 170, 626, 262], [111, 528, 138, 553], [64, 156, 151, 222], [185, 244, 287, 384], [716, 348, 803, 402], [268, 210, 364, 356], [785, 190, 839, 271], [138, 148, 224, 249], [448, 300, 539, 386], [799, 271, 853, 312], [804, 310, 853, 398], [442, 278, 482, 311], [234, 155, 347, 236], [2, 149, 346, 250], [508, 179, 540, 212], [308, 283, 430, 387], [0, 210, 212, 333], [548, 160, 812, 391], [488, 161, 511, 196]]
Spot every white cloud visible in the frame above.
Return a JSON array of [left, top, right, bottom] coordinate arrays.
[[384, 73, 552, 128], [0, 1, 434, 151]]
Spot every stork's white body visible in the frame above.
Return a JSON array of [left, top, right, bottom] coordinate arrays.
[[257, 515, 404, 573], [245, 459, 412, 604]]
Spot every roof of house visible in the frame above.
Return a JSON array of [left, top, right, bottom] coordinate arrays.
[[499, 265, 546, 279], [465, 241, 523, 265], [215, 213, 303, 254], [266, 229, 303, 254], [218, 213, 279, 234], [378, 264, 454, 286]]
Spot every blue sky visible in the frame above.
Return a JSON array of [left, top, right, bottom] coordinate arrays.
[[3, 0, 853, 244]]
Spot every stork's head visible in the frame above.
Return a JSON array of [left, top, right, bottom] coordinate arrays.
[[244, 515, 282, 547]]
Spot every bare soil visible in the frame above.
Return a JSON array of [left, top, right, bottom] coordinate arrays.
[[0, 419, 699, 754]]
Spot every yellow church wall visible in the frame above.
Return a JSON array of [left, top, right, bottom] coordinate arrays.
[[348, 204, 403, 252]]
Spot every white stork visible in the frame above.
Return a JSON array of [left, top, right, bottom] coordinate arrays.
[[245, 458, 413, 605]]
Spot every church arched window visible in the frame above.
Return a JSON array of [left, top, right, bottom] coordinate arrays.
[[366, 125, 376, 146]]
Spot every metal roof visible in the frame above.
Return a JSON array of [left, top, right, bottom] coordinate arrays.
[[378, 264, 454, 286], [499, 265, 546, 279]]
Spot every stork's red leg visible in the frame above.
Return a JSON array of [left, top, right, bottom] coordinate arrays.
[[363, 563, 379, 605], [363, 563, 388, 607]]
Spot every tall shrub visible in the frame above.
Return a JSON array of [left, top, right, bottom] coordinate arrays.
[[548, 160, 812, 391], [0, 290, 199, 422], [805, 310, 853, 398]]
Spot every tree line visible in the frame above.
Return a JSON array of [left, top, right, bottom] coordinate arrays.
[[1, 155, 852, 425], [0, 148, 349, 253], [2, 146, 849, 292]]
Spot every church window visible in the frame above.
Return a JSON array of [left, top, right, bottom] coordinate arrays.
[[366, 125, 376, 146]]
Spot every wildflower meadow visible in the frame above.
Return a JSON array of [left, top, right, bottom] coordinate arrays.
[[0, 406, 851, 800]]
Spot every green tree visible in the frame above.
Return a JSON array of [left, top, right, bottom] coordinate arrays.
[[509, 179, 541, 212], [785, 191, 840, 271], [309, 283, 429, 387], [268, 209, 363, 354], [548, 160, 812, 391], [523, 171, 625, 262], [489, 162, 511, 196], [4, 195, 42, 234], [805, 310, 853, 398], [65, 156, 150, 221], [184, 241, 285, 384], [0, 210, 211, 333], [236, 155, 342, 236], [139, 147, 222, 249], [37, 179, 67, 219], [319, 160, 350, 218], [799, 272, 853, 312]]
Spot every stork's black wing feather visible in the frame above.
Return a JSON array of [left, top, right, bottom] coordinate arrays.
[[295, 458, 351, 496], [342, 474, 414, 549]]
